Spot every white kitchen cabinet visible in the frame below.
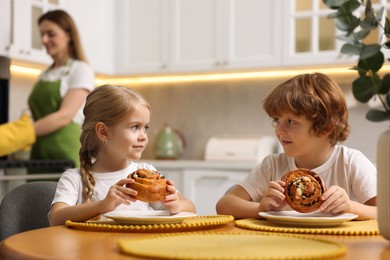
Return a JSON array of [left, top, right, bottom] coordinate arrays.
[[61, 0, 114, 75], [142, 160, 254, 216], [281, 0, 353, 66], [170, 0, 282, 72], [113, 0, 169, 75], [114, 0, 281, 75], [1, 0, 61, 65], [182, 169, 248, 216]]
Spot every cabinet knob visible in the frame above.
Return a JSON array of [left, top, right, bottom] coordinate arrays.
[[222, 60, 228, 66], [161, 63, 167, 69], [215, 61, 221, 66]]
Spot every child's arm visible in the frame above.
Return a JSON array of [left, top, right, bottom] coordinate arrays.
[[216, 181, 286, 219], [162, 179, 196, 214], [320, 185, 377, 220], [49, 178, 137, 226]]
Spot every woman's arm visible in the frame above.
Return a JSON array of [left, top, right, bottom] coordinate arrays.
[[34, 88, 89, 136]]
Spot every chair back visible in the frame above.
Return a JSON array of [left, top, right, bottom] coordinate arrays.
[[0, 181, 57, 241]]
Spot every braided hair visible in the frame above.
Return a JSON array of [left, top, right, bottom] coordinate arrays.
[[79, 85, 150, 202]]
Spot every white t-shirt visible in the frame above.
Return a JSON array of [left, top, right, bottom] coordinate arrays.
[[51, 162, 165, 211], [239, 145, 377, 204], [39, 59, 95, 125]]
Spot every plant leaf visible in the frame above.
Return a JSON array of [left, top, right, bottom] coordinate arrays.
[[366, 109, 390, 121], [352, 76, 378, 102], [385, 17, 390, 37], [380, 74, 390, 94], [337, 29, 371, 43], [360, 44, 381, 59], [323, 0, 350, 9], [361, 0, 379, 29], [357, 51, 384, 72], [335, 15, 360, 32], [341, 43, 361, 55]]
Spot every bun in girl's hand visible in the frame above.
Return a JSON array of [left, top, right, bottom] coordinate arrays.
[[126, 169, 167, 202], [281, 168, 326, 213]]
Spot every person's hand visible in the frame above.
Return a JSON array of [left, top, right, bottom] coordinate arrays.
[[162, 179, 181, 214], [259, 180, 286, 212], [100, 178, 137, 212], [320, 185, 352, 214]]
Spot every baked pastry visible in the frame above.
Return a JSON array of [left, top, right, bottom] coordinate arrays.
[[126, 169, 167, 202], [281, 168, 326, 213]]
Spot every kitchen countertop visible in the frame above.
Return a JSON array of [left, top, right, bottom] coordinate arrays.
[[140, 159, 258, 171]]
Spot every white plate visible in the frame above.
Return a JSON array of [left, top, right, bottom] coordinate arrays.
[[259, 211, 358, 227], [103, 210, 197, 225]]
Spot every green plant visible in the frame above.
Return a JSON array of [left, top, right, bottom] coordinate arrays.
[[323, 0, 390, 122]]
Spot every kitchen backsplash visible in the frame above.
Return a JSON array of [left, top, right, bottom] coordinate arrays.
[[9, 74, 387, 164]]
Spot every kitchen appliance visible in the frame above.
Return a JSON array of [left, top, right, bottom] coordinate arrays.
[[204, 135, 280, 163], [154, 124, 184, 160]]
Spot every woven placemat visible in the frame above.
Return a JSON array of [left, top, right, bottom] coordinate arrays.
[[235, 218, 379, 235], [118, 232, 346, 260], [65, 215, 234, 233]]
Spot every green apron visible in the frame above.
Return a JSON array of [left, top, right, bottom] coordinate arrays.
[[28, 78, 80, 173]]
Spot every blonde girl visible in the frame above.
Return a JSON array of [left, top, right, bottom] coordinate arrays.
[[49, 85, 195, 225]]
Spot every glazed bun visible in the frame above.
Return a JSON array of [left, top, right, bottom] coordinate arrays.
[[127, 169, 167, 202], [281, 168, 326, 213]]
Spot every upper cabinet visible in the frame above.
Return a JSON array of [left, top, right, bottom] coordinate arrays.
[[112, 0, 169, 75], [0, 0, 61, 65], [113, 0, 282, 75], [61, 0, 114, 75], [281, 0, 352, 66], [2, 0, 357, 75], [170, 0, 282, 73]]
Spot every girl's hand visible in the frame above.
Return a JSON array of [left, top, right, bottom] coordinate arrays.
[[100, 178, 138, 213], [259, 180, 286, 212], [320, 185, 352, 214], [162, 179, 181, 214]]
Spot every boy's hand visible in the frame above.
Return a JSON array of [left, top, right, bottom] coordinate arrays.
[[320, 185, 352, 214], [259, 180, 286, 212]]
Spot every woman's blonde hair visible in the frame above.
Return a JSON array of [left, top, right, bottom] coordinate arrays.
[[38, 9, 88, 62], [262, 73, 349, 146], [79, 85, 150, 202]]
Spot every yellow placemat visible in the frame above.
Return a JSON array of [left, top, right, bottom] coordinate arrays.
[[65, 215, 234, 233], [118, 232, 346, 260], [235, 218, 379, 235]]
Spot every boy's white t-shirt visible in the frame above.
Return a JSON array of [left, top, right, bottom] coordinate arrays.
[[51, 162, 164, 211], [239, 145, 377, 205]]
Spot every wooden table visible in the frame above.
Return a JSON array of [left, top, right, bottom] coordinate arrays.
[[0, 221, 389, 259]]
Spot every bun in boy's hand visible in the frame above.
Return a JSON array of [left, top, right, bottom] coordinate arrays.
[[126, 169, 167, 202], [281, 168, 326, 213]]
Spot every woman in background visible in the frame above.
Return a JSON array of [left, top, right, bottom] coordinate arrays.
[[28, 9, 95, 170]]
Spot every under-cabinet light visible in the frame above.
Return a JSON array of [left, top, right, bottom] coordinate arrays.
[[11, 64, 390, 86]]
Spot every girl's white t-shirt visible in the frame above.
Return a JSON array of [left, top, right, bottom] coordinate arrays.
[[239, 145, 377, 205], [51, 162, 165, 211]]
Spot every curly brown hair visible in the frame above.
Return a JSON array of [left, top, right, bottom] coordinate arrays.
[[262, 73, 349, 146]]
